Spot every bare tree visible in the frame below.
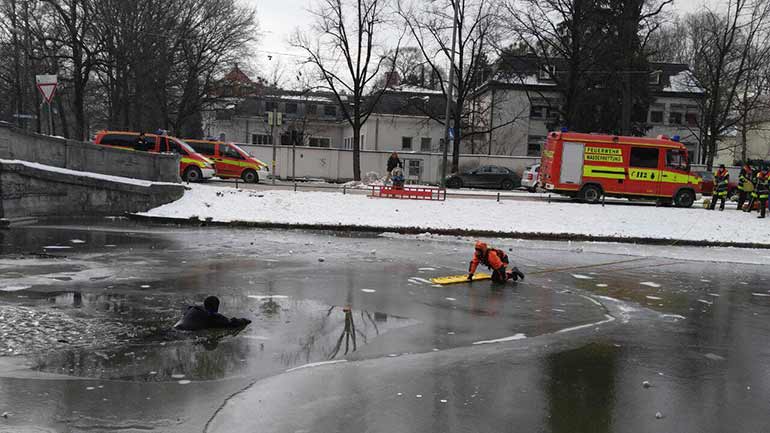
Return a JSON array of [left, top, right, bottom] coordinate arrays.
[[681, 0, 770, 168], [504, 0, 672, 134], [293, 0, 401, 181], [42, 0, 100, 140], [399, 0, 497, 171]]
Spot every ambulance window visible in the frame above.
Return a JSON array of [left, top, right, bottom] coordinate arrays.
[[222, 145, 244, 160], [191, 142, 215, 155], [666, 149, 688, 170], [167, 139, 186, 155], [630, 147, 659, 168]]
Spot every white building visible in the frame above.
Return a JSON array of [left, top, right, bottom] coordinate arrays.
[[471, 56, 705, 160]]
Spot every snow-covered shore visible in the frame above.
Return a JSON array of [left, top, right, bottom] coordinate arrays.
[[137, 184, 769, 246]]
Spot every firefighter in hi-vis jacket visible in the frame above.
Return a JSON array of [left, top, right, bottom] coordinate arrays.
[[737, 163, 753, 211], [708, 164, 730, 211], [468, 241, 525, 284], [755, 169, 769, 219]]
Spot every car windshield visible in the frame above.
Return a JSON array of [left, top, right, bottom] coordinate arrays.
[[175, 138, 198, 155], [230, 143, 252, 158]]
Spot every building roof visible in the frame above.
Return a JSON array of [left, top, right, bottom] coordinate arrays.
[[481, 54, 703, 96], [219, 87, 446, 121]]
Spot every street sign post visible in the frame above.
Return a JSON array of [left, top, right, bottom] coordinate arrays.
[[35, 75, 58, 136]]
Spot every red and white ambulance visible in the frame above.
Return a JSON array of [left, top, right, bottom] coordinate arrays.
[[539, 131, 702, 207]]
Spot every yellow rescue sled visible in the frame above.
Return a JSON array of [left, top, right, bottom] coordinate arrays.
[[430, 273, 491, 285]]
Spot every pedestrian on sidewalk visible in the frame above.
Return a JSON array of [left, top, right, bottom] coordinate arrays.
[[755, 169, 769, 219], [467, 241, 525, 284], [385, 152, 402, 184], [737, 163, 753, 211], [708, 164, 729, 211]]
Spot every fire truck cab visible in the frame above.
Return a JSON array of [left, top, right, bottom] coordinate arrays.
[[539, 131, 702, 207]]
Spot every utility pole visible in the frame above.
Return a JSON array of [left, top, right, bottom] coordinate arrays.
[[268, 109, 282, 184], [441, 0, 459, 186]]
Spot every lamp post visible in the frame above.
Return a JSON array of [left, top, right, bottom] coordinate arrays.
[[441, 0, 459, 187]]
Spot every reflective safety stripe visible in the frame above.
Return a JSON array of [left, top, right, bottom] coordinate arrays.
[[583, 165, 625, 180], [660, 171, 701, 185], [584, 165, 701, 186], [628, 169, 660, 181], [181, 157, 205, 168], [218, 158, 264, 170]]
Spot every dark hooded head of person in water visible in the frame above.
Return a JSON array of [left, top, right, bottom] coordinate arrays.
[[174, 296, 252, 331]]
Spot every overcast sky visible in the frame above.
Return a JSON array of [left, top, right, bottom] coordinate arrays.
[[243, 0, 708, 77]]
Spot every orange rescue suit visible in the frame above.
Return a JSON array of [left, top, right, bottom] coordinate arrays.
[[469, 248, 507, 274]]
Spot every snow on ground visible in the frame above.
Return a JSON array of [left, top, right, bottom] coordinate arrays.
[[139, 184, 770, 245], [0, 159, 178, 187]]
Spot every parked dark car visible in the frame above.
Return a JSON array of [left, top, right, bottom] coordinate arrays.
[[696, 170, 715, 196], [694, 169, 737, 196], [445, 165, 521, 190]]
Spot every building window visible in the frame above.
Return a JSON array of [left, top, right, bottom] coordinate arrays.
[[539, 64, 555, 80], [649, 71, 661, 85], [630, 147, 659, 168], [265, 101, 276, 111], [421, 137, 432, 152], [324, 105, 337, 116], [360, 135, 365, 150], [309, 137, 331, 148], [251, 134, 272, 145], [669, 112, 683, 125], [407, 159, 422, 177], [527, 135, 545, 156], [439, 138, 445, 152], [285, 103, 298, 114], [281, 130, 303, 146], [343, 137, 353, 150], [685, 112, 698, 126], [402, 136, 413, 150], [650, 110, 664, 124], [306, 104, 317, 115], [530, 106, 544, 119]]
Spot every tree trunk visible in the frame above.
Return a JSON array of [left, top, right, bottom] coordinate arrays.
[[352, 122, 362, 181], [57, 96, 70, 138], [741, 125, 748, 163], [451, 108, 461, 173]]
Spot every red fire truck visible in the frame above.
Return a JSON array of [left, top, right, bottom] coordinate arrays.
[[539, 131, 702, 207]]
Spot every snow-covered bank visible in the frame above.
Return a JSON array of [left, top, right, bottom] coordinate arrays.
[[138, 184, 770, 246]]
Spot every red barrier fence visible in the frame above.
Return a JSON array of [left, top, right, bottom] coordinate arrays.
[[370, 185, 447, 201]]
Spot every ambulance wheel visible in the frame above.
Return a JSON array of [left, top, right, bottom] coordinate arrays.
[[242, 169, 259, 183], [674, 189, 695, 208], [183, 167, 202, 183], [580, 184, 602, 204]]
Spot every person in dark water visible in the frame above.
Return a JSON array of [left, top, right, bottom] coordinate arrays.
[[174, 296, 251, 331]]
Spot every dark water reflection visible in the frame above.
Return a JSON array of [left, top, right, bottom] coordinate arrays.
[[547, 342, 618, 433], [7, 290, 414, 381]]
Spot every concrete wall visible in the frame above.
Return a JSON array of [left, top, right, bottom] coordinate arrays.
[[239, 143, 539, 183], [0, 122, 180, 183], [0, 161, 184, 219]]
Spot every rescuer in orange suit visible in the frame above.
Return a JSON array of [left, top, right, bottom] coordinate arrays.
[[468, 241, 525, 283]]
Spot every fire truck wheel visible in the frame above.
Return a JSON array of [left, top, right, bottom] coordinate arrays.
[[674, 189, 695, 208], [183, 167, 202, 183], [242, 169, 259, 183], [580, 184, 602, 204]]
